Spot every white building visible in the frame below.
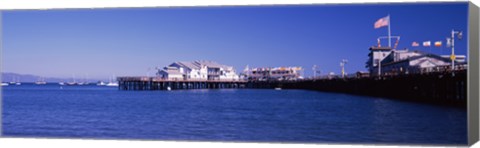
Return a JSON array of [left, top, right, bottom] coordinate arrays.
[[157, 60, 239, 81], [157, 66, 184, 80], [244, 66, 303, 81], [366, 47, 466, 76]]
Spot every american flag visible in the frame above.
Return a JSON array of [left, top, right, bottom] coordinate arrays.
[[374, 16, 389, 29]]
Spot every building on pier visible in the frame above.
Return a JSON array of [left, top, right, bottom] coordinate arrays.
[[157, 66, 183, 80], [156, 60, 239, 81], [244, 66, 303, 81], [366, 47, 467, 76]]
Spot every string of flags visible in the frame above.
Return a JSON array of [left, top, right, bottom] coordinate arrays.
[[411, 39, 450, 48], [374, 15, 455, 50]]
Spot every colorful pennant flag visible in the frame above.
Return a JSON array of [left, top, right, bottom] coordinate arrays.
[[411, 41, 419, 47], [434, 41, 442, 47], [423, 41, 431, 47]]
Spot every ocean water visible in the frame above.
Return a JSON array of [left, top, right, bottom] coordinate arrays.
[[2, 84, 467, 145]]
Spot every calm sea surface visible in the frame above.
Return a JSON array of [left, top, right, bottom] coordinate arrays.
[[2, 84, 467, 145]]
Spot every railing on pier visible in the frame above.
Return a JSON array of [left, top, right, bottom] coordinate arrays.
[[304, 66, 468, 81]]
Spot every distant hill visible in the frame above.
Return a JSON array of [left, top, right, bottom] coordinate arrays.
[[1, 72, 102, 83]]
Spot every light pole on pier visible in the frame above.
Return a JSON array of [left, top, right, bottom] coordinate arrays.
[[449, 29, 462, 71], [340, 59, 348, 78]]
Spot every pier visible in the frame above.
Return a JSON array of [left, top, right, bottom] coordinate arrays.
[[117, 77, 247, 90], [118, 70, 467, 107], [256, 70, 468, 107]]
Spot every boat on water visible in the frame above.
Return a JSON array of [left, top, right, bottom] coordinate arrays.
[[66, 82, 77, 85], [66, 74, 89, 86], [105, 75, 119, 87], [1, 82, 9, 86], [97, 81, 106, 86], [66, 74, 78, 85], [35, 77, 47, 85], [9, 77, 16, 84], [81, 74, 90, 86], [35, 81, 47, 85], [106, 82, 119, 87], [10, 77, 21, 85], [59, 82, 65, 85], [275, 87, 282, 90]]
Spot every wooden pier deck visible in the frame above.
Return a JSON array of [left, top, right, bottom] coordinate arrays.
[[117, 77, 247, 90]]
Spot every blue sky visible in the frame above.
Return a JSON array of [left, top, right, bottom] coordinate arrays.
[[2, 2, 469, 79]]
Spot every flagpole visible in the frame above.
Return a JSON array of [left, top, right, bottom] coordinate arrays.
[[388, 14, 391, 48]]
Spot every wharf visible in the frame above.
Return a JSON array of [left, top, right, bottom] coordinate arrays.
[[117, 77, 247, 90], [118, 70, 466, 108], [263, 70, 467, 108]]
